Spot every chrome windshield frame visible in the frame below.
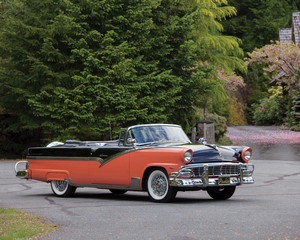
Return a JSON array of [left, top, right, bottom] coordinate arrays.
[[124, 124, 191, 146]]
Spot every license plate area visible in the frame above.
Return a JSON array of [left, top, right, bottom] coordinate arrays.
[[219, 176, 231, 185]]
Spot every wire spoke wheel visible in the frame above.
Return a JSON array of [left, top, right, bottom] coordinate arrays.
[[151, 174, 168, 197], [50, 180, 76, 197], [147, 169, 177, 203], [54, 181, 68, 192]]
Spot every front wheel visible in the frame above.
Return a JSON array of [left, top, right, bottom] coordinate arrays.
[[50, 180, 77, 197], [207, 186, 236, 200], [147, 169, 177, 203]]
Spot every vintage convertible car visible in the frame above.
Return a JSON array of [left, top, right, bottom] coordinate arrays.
[[15, 124, 254, 202]]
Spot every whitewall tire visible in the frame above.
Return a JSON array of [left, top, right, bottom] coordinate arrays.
[[50, 180, 76, 197], [147, 169, 177, 203]]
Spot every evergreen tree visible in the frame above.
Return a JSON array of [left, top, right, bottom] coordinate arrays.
[[222, 0, 299, 53], [0, 0, 211, 148], [184, 0, 245, 72], [182, 0, 246, 122]]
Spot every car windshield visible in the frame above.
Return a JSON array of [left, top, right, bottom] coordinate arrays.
[[129, 125, 190, 145]]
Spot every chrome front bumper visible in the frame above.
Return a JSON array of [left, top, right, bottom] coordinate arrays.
[[169, 163, 254, 187]]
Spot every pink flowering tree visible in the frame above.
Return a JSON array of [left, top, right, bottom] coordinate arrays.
[[246, 41, 300, 128], [193, 62, 245, 91], [246, 41, 300, 91], [215, 68, 245, 91]]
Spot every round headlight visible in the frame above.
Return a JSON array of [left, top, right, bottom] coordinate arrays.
[[241, 147, 252, 163], [184, 151, 192, 162], [244, 151, 251, 161]]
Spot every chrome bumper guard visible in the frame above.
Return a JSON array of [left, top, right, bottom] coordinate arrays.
[[169, 163, 254, 187], [14, 161, 29, 179]]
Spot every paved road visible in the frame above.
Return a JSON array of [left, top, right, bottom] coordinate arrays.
[[227, 126, 300, 161], [1, 127, 300, 240]]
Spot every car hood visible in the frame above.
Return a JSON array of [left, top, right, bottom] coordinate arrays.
[[189, 144, 237, 163], [169, 143, 237, 163], [136, 142, 239, 163]]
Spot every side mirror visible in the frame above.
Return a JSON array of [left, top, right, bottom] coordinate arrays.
[[127, 138, 138, 145], [198, 138, 207, 145]]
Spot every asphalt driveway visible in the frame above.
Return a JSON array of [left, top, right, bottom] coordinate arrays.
[[227, 126, 300, 161], [0, 126, 299, 240]]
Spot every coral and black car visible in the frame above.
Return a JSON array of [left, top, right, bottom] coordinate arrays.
[[15, 124, 254, 202]]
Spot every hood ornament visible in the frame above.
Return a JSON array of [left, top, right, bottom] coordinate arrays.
[[207, 144, 218, 150]]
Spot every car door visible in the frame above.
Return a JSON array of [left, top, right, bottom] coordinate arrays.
[[88, 146, 132, 186]]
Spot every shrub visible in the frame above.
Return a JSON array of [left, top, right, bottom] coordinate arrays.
[[252, 94, 284, 126], [246, 90, 269, 124], [229, 95, 246, 126], [205, 113, 227, 141], [217, 135, 233, 145], [290, 86, 300, 131]]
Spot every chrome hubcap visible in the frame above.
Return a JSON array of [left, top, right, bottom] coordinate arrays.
[[151, 175, 167, 197], [54, 181, 67, 192]]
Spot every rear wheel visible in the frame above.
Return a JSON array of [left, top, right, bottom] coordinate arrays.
[[50, 180, 76, 197], [207, 186, 236, 200], [147, 169, 177, 203], [109, 189, 127, 194]]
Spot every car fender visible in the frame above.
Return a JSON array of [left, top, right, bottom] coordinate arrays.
[[139, 163, 183, 190], [30, 169, 70, 182], [46, 170, 70, 182]]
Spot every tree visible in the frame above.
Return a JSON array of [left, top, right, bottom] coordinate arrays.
[[0, 0, 212, 149], [220, 0, 300, 124], [246, 41, 300, 91], [193, 63, 245, 119], [185, 0, 246, 73], [182, 0, 246, 123], [222, 0, 299, 53], [246, 40, 300, 127]]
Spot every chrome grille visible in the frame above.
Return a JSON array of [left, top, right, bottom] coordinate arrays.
[[190, 164, 240, 177]]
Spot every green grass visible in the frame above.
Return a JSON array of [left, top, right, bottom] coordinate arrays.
[[0, 208, 58, 239]]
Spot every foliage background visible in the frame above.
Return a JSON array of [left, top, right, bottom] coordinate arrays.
[[1, 0, 300, 158], [0, 0, 217, 157]]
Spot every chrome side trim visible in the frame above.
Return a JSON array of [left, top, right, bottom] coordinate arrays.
[[130, 177, 141, 190], [65, 177, 141, 191], [27, 156, 103, 161], [27, 150, 135, 169], [98, 150, 132, 168]]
